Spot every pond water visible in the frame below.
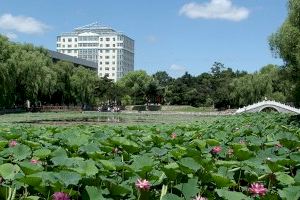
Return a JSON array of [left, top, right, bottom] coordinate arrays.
[[18, 115, 165, 125]]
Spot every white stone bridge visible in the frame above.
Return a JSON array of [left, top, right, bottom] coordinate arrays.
[[235, 100, 300, 114]]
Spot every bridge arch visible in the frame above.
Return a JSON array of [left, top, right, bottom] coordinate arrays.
[[258, 106, 280, 112]]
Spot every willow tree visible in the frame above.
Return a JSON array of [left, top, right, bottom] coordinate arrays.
[[269, 0, 300, 105]]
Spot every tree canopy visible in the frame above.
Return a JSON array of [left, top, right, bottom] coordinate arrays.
[[269, 0, 300, 105], [0, 32, 296, 110]]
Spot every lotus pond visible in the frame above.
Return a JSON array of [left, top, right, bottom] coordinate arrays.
[[0, 113, 299, 199]]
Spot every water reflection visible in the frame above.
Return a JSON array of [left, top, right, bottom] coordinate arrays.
[[19, 115, 154, 124]]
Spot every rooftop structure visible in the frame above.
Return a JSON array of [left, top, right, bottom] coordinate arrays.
[[48, 50, 97, 70]]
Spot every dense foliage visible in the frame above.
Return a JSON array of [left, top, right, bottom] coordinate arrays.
[[269, 0, 300, 105], [0, 35, 101, 108], [0, 114, 299, 199]]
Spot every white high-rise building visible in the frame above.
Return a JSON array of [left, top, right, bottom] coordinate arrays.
[[56, 22, 134, 82]]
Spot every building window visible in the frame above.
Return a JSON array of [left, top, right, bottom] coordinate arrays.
[[105, 62, 109, 65], [113, 37, 115, 41], [105, 73, 109, 77], [106, 44, 110, 47], [99, 62, 102, 65], [74, 44, 77, 47], [75, 38, 77, 42], [105, 50, 109, 53], [57, 44, 61, 47], [67, 50, 71, 53], [99, 50, 102, 53], [112, 62, 115, 65], [112, 56, 115, 59], [112, 73, 115, 76], [62, 38, 65, 42], [100, 44, 103, 47], [113, 44, 115, 47], [68, 38, 72, 42], [105, 67, 109, 70], [62, 45, 65, 48], [99, 67, 102, 70], [100, 38, 103, 41], [105, 56, 109, 59], [112, 67, 115, 70], [99, 56, 102, 59], [57, 36, 61, 42], [106, 38, 110, 41], [68, 45, 72, 48]]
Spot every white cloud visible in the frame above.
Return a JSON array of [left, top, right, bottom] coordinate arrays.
[[0, 13, 49, 34], [4, 32, 18, 40], [179, 0, 250, 21], [170, 64, 187, 72]]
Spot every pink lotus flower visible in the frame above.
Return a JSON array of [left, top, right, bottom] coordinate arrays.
[[52, 192, 70, 200], [171, 133, 177, 139], [135, 178, 151, 190], [249, 183, 267, 196], [30, 159, 39, 164], [193, 195, 208, 200], [211, 146, 222, 154], [9, 140, 17, 147]]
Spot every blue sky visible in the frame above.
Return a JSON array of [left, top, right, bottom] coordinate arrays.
[[0, 0, 287, 77]]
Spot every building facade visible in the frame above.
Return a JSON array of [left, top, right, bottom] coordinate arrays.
[[56, 22, 134, 82]]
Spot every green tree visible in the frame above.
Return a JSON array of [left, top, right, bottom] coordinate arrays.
[[0, 35, 13, 107], [153, 71, 173, 87], [229, 65, 289, 107], [269, 0, 300, 105], [7, 44, 50, 105], [70, 66, 98, 106], [118, 70, 152, 104], [52, 61, 74, 105]]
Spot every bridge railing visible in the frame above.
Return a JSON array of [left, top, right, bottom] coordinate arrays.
[[236, 100, 300, 114]]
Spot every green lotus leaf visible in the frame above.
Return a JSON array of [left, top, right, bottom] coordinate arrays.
[[72, 159, 98, 177], [99, 160, 116, 171], [19, 161, 44, 175], [211, 173, 236, 187], [275, 172, 295, 185], [0, 163, 21, 180], [0, 141, 8, 151], [54, 171, 81, 186], [295, 169, 300, 184], [130, 155, 154, 172], [175, 178, 198, 199], [205, 139, 220, 146], [179, 157, 201, 173], [278, 186, 300, 200], [161, 193, 182, 200], [110, 137, 139, 153], [85, 186, 105, 200], [235, 147, 254, 161], [11, 144, 32, 161], [33, 148, 51, 159], [216, 189, 251, 200]]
